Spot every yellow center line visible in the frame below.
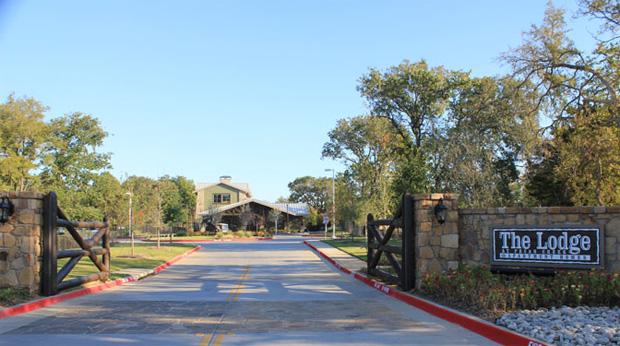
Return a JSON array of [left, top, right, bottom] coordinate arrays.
[[200, 265, 250, 345], [213, 334, 225, 345], [199, 333, 212, 346], [199, 333, 225, 346], [226, 264, 251, 301]]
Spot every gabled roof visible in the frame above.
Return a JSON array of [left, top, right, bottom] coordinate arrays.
[[198, 198, 308, 217], [195, 182, 251, 194]]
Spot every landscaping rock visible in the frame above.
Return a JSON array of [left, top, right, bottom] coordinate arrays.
[[497, 306, 620, 346]]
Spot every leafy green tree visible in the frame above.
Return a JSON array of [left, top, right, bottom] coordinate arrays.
[[39, 112, 112, 220], [505, 1, 620, 206], [322, 115, 405, 221], [435, 76, 539, 207], [357, 60, 459, 151], [89, 172, 125, 224], [356, 60, 467, 197], [0, 94, 49, 191], [122, 176, 158, 231], [287, 176, 330, 212], [154, 175, 196, 230], [172, 175, 197, 227], [41, 112, 111, 189], [288, 176, 331, 228], [554, 107, 620, 205], [357, 61, 538, 207], [525, 140, 574, 206], [502, 2, 620, 130]]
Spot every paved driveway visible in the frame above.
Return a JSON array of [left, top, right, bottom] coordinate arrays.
[[0, 236, 496, 345]]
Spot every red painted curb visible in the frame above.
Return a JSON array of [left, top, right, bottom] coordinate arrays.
[[303, 241, 549, 346], [304, 240, 351, 275], [0, 245, 202, 320]]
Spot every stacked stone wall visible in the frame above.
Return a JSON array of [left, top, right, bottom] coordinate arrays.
[[0, 191, 45, 293], [413, 193, 460, 286], [458, 206, 620, 273]]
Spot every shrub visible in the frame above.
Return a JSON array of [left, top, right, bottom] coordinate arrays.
[[422, 265, 620, 312]]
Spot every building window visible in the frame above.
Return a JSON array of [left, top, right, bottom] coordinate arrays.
[[213, 193, 231, 204]]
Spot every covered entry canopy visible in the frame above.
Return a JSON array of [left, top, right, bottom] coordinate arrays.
[[197, 198, 308, 232], [197, 198, 308, 217]]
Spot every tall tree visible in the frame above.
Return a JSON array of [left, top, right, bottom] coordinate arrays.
[[435, 76, 539, 207], [287, 176, 330, 212], [357, 61, 538, 206], [357, 60, 460, 152], [504, 1, 620, 206], [172, 175, 197, 228], [554, 106, 620, 205], [502, 1, 620, 130], [357, 60, 469, 197], [0, 94, 49, 191], [322, 115, 405, 220], [123, 176, 159, 231], [159, 175, 196, 229], [41, 112, 111, 190], [39, 112, 112, 220]]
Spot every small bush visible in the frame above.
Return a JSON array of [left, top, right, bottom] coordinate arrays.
[[0, 288, 31, 308], [422, 265, 620, 313]]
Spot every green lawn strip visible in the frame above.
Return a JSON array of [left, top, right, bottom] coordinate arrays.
[[321, 237, 404, 265], [321, 237, 368, 261], [58, 243, 196, 281]]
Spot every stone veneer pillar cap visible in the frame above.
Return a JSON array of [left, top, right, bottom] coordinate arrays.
[[1, 191, 45, 199], [412, 193, 459, 201]]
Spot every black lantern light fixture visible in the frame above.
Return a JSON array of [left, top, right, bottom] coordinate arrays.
[[434, 197, 448, 224], [0, 195, 15, 224]]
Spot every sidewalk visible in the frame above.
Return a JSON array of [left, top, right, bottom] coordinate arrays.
[[304, 238, 366, 273]]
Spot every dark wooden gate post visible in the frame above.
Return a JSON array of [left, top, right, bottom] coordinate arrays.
[[366, 213, 374, 275], [102, 216, 110, 271], [42, 192, 58, 296], [402, 194, 415, 291]]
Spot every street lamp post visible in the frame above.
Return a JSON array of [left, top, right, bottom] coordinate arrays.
[[125, 192, 134, 256], [325, 168, 336, 239]]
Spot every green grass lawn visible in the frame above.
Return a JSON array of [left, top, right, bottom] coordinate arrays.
[[58, 243, 196, 281], [0, 243, 196, 309], [322, 236, 404, 268], [322, 237, 368, 261]]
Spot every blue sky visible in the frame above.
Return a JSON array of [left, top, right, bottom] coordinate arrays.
[[0, 0, 593, 202]]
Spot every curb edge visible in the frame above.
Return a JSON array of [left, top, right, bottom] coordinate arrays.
[[0, 245, 202, 320]]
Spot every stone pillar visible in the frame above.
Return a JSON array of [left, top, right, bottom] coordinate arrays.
[[413, 193, 459, 289], [0, 191, 45, 293]]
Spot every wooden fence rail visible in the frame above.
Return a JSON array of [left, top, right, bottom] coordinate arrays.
[[42, 192, 110, 296], [366, 193, 415, 291]]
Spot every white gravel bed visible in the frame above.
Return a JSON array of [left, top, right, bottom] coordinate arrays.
[[497, 306, 620, 345]]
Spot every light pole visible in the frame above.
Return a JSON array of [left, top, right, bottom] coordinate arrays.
[[154, 183, 162, 249], [325, 168, 336, 239], [125, 192, 134, 256]]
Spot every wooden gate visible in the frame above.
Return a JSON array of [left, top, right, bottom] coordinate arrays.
[[42, 192, 110, 296], [366, 193, 415, 291]]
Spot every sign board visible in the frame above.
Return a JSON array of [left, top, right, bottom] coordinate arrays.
[[491, 225, 604, 269], [323, 215, 329, 224]]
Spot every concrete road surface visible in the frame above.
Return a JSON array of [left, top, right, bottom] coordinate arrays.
[[0, 236, 497, 345]]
